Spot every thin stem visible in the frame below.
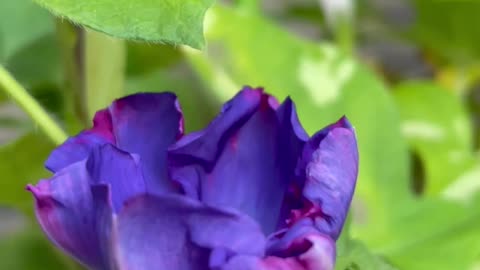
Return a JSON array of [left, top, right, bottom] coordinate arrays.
[[238, 0, 260, 14], [334, 18, 354, 55], [56, 20, 90, 128], [0, 65, 68, 145], [85, 30, 126, 118]]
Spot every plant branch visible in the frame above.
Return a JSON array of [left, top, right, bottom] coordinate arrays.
[[0, 65, 68, 145]]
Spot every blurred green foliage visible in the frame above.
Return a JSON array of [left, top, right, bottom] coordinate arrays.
[[0, 0, 479, 269]]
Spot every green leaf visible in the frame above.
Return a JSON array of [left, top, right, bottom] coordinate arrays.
[[410, 1, 480, 65], [126, 41, 182, 76], [443, 162, 480, 204], [4, 33, 61, 89], [382, 197, 480, 270], [393, 81, 475, 194], [33, 0, 215, 49], [0, 133, 54, 214], [336, 240, 397, 270], [0, 229, 81, 270], [0, 0, 54, 62], [186, 6, 412, 246]]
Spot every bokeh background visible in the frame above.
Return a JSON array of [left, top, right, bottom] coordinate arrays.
[[1, 0, 480, 269]]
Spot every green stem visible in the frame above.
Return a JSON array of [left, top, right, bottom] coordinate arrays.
[[334, 16, 354, 55], [0, 65, 67, 145], [56, 20, 90, 129], [84, 30, 125, 118], [238, 0, 260, 14]]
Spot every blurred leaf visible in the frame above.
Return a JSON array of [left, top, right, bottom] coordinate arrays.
[[5, 33, 61, 88], [33, 0, 214, 49], [0, 0, 57, 104], [0, 0, 54, 62], [393, 81, 475, 194], [382, 197, 480, 270], [443, 161, 480, 204], [0, 103, 30, 145], [126, 41, 182, 76], [4, 32, 64, 117], [0, 133, 54, 214], [0, 230, 75, 270], [187, 6, 412, 246], [336, 240, 397, 270], [410, 1, 480, 65]]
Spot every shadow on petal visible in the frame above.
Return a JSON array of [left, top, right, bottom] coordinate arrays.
[[291, 117, 359, 240], [115, 194, 266, 270], [169, 88, 308, 235]]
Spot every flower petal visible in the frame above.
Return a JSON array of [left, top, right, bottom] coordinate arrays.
[[27, 161, 108, 270], [109, 93, 183, 195], [168, 87, 261, 165], [27, 143, 146, 268], [45, 110, 114, 172], [46, 93, 183, 195], [115, 194, 266, 270], [293, 117, 359, 240], [86, 144, 146, 212], [168, 88, 307, 234], [90, 184, 116, 270], [221, 229, 335, 270], [275, 97, 309, 229]]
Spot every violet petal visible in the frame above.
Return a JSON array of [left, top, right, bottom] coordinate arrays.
[[116, 194, 266, 270], [220, 232, 335, 270], [45, 110, 114, 172], [109, 93, 183, 195], [295, 117, 359, 240], [86, 144, 146, 212], [169, 88, 307, 234], [46, 93, 183, 195], [27, 161, 109, 270]]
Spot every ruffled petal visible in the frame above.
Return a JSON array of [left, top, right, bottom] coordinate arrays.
[[167, 88, 261, 200], [90, 184, 116, 270], [168, 87, 261, 164], [46, 93, 183, 195], [109, 93, 183, 195], [220, 228, 335, 270], [292, 117, 359, 240], [45, 110, 114, 172], [115, 194, 266, 270], [86, 144, 146, 212], [275, 98, 309, 229], [27, 143, 147, 269], [27, 161, 109, 270], [169, 88, 307, 234]]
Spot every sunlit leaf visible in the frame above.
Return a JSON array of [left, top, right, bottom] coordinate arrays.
[[443, 162, 480, 203], [33, 0, 215, 49], [336, 239, 397, 270], [393, 81, 475, 194], [0, 0, 53, 62], [0, 229, 80, 270], [5, 33, 61, 88], [0, 133, 54, 214], [383, 197, 480, 270]]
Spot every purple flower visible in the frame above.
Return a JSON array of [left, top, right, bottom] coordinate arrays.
[[27, 87, 358, 270]]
